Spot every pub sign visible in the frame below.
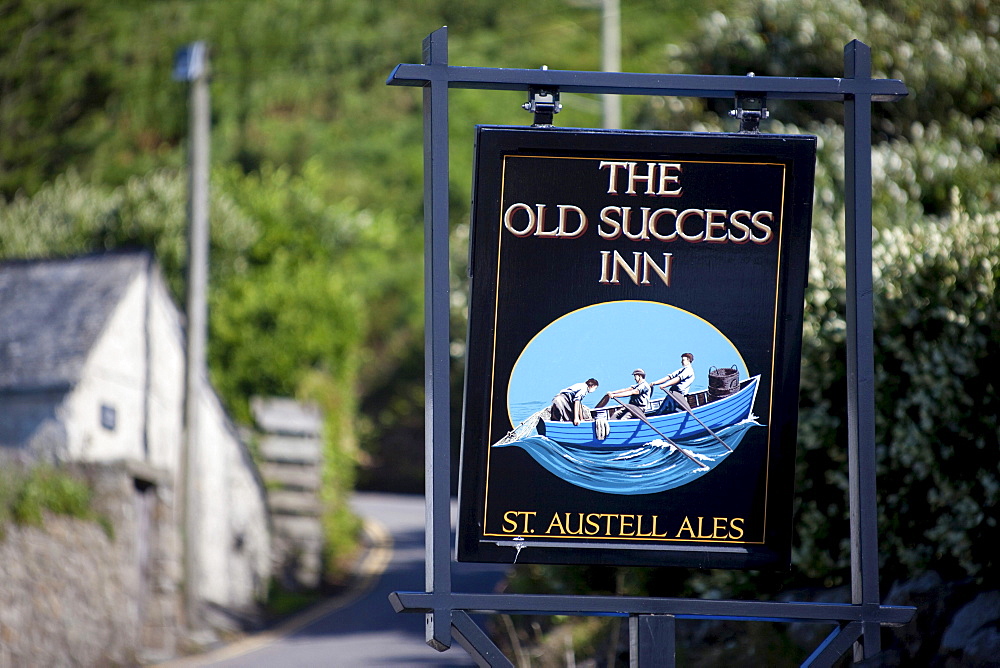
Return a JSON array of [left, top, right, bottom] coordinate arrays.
[[456, 126, 816, 569]]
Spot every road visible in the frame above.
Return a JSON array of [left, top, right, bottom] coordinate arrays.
[[187, 493, 511, 667]]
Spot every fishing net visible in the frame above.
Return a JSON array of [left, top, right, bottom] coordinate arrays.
[[493, 407, 550, 446]]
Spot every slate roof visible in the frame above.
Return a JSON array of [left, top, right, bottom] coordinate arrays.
[[0, 252, 151, 393]]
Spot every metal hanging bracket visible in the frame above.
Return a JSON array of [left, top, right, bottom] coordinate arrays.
[[730, 80, 769, 133], [523, 72, 562, 126]]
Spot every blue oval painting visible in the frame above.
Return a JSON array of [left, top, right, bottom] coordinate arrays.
[[498, 300, 761, 495]]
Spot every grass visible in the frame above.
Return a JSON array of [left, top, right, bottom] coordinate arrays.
[[0, 464, 112, 540]]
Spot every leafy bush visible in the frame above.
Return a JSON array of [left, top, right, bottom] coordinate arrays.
[[689, 0, 1000, 591], [0, 168, 257, 302], [795, 197, 1000, 587], [505, 0, 1000, 617]]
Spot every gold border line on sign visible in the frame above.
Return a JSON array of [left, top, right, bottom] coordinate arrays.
[[480, 152, 789, 549]]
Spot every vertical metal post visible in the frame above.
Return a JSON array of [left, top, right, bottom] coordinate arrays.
[[422, 26, 454, 652], [843, 40, 881, 661], [630, 614, 676, 667], [175, 40, 210, 631]]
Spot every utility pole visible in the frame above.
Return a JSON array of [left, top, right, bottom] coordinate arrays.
[[173, 41, 209, 633], [601, 0, 621, 128], [572, 0, 622, 127]]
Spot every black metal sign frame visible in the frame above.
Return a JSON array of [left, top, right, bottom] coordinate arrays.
[[386, 27, 914, 666]]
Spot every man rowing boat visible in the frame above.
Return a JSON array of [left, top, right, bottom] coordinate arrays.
[[650, 352, 695, 413], [596, 368, 652, 420]]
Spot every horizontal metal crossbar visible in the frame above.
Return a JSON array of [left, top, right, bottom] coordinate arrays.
[[389, 591, 916, 626], [386, 62, 908, 102]]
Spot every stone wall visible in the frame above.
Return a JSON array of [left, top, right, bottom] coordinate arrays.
[[0, 462, 180, 666]]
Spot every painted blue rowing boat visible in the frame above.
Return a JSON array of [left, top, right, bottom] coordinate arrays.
[[537, 375, 760, 448]]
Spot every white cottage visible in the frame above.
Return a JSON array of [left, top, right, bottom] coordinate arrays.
[[0, 251, 270, 650]]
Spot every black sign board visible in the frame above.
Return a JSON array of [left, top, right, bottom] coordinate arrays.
[[457, 126, 816, 569]]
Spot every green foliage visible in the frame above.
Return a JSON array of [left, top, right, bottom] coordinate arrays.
[[0, 168, 257, 301], [0, 165, 374, 564], [677, 0, 1000, 591], [514, 0, 1000, 605], [0, 465, 109, 539], [1, 0, 718, 498], [873, 207, 999, 582], [209, 252, 363, 422], [264, 579, 324, 619], [1, 1, 115, 195], [654, 0, 1000, 147], [4, 0, 996, 625], [793, 199, 1000, 587], [208, 160, 423, 417], [498, 0, 1000, 626], [0, 1, 194, 196]]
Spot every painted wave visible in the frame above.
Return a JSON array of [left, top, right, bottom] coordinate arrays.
[[493, 418, 762, 495]]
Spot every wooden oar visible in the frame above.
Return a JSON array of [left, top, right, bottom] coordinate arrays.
[[611, 397, 703, 466], [659, 387, 732, 452]]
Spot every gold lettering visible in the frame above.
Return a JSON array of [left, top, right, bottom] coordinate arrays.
[[648, 208, 678, 241], [600, 252, 671, 287], [705, 209, 729, 243], [674, 516, 746, 540], [600, 251, 640, 285], [626, 161, 656, 195], [598, 206, 623, 240], [622, 207, 648, 240], [503, 203, 535, 237], [728, 210, 752, 243], [657, 163, 683, 196], [641, 253, 672, 286], [599, 161, 629, 194], [502, 511, 536, 534], [599, 250, 613, 284], [534, 204, 558, 237], [563, 513, 585, 535], [503, 203, 592, 239], [676, 209, 705, 242], [619, 514, 636, 536], [631, 515, 670, 538], [751, 210, 774, 244], [557, 205, 588, 238], [545, 513, 566, 535]]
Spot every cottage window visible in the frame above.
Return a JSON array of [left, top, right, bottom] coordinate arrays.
[[100, 404, 117, 431]]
